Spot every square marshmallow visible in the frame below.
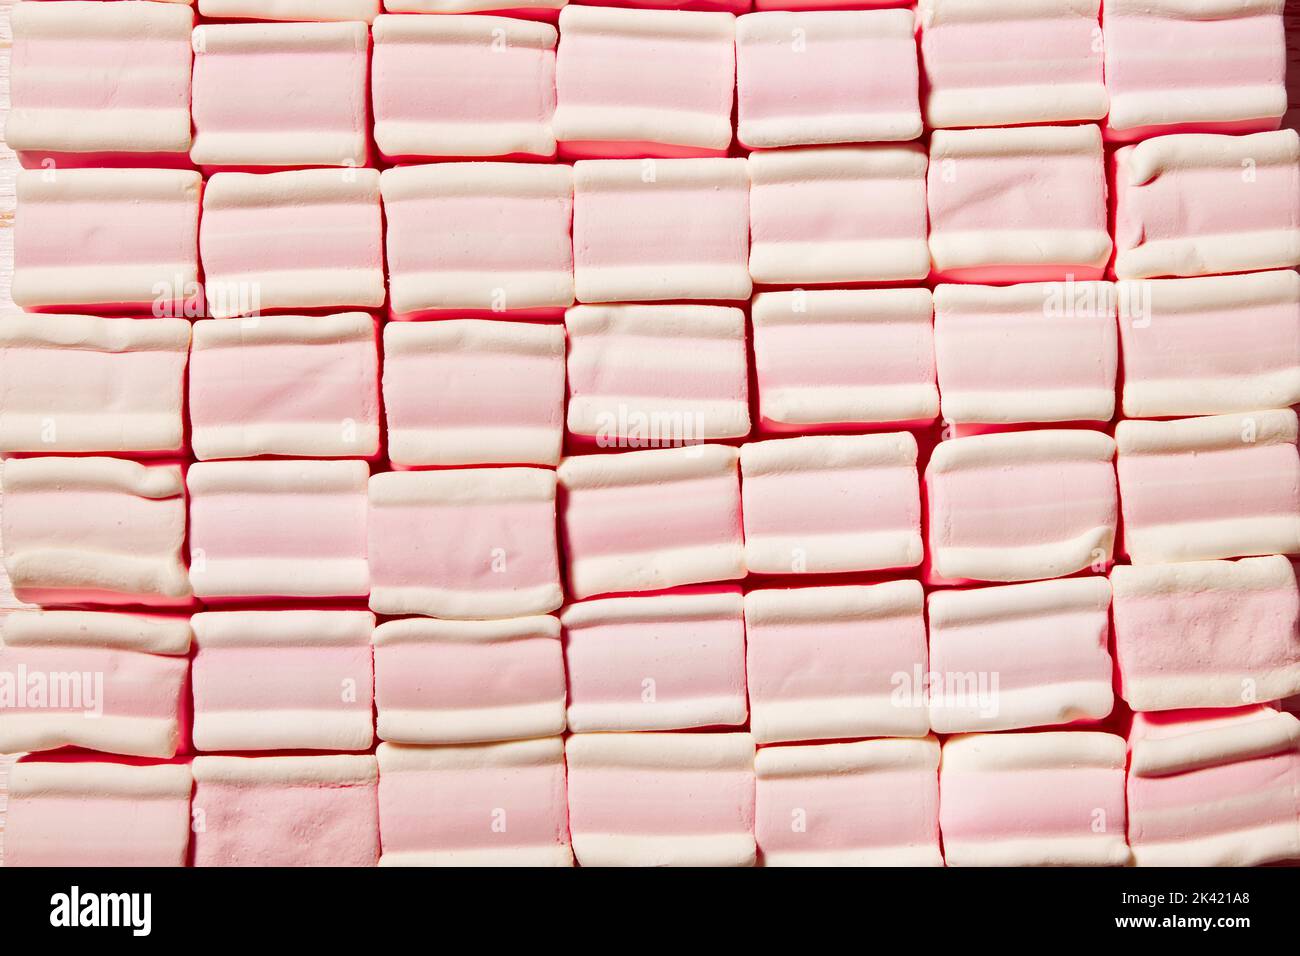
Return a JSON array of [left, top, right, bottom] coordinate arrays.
[[368, 468, 562, 619], [191, 610, 376, 752], [0, 314, 189, 454], [187, 459, 370, 599], [751, 289, 938, 431], [1, 457, 190, 606], [189, 313, 380, 460], [199, 1, 381, 20], [561, 587, 748, 732], [373, 616, 566, 744]]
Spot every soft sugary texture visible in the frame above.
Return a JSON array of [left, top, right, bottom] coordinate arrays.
[[0, 314, 189, 454], [0, 611, 191, 758], [383, 320, 565, 467], [1102, 0, 1286, 141], [1, 457, 191, 606], [382, 162, 573, 318], [939, 732, 1131, 866], [187, 459, 370, 599], [384, 0, 566, 11], [200, 169, 385, 318], [6, 0, 193, 162], [377, 739, 572, 867], [565, 732, 756, 866], [927, 577, 1114, 733], [561, 587, 747, 732], [755, 737, 942, 866], [565, 304, 749, 443], [199, 0, 381, 20], [13, 168, 202, 313], [740, 433, 922, 575], [372, 616, 566, 744], [748, 146, 929, 285], [558, 444, 745, 599], [191, 22, 369, 169], [191, 610, 375, 752], [925, 430, 1118, 583], [744, 581, 929, 743], [927, 125, 1112, 282], [751, 288, 938, 430], [1127, 707, 1300, 866], [368, 468, 562, 619], [1112, 130, 1300, 280], [933, 282, 1117, 424], [1112, 557, 1300, 711], [191, 755, 379, 866], [917, 0, 1106, 129], [3, 761, 192, 867], [372, 15, 556, 161], [735, 9, 920, 148], [573, 158, 751, 302], [1115, 409, 1300, 564], [554, 6, 735, 157]]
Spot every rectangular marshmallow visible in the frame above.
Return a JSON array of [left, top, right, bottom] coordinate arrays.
[[918, 0, 1106, 129], [189, 313, 380, 460], [372, 15, 557, 161], [377, 739, 572, 867], [199, 1, 381, 20], [561, 587, 747, 732], [0, 314, 189, 454], [1127, 707, 1300, 866], [3, 761, 192, 867], [0, 611, 191, 758], [381, 162, 573, 317], [1116, 410, 1300, 564], [736, 9, 921, 148], [192, 755, 379, 866], [565, 732, 756, 866], [755, 738, 942, 866], [200, 169, 385, 317], [748, 146, 930, 285], [745, 581, 929, 743], [187, 459, 370, 599], [1112, 556, 1300, 711], [558, 444, 745, 599], [373, 616, 566, 744], [933, 282, 1117, 424], [384, 0, 566, 10], [1112, 130, 1300, 279], [191, 610, 375, 752], [741, 434, 922, 575], [751, 289, 938, 430], [927, 125, 1112, 282], [1102, 0, 1286, 140], [927, 578, 1114, 734], [1, 457, 191, 606], [939, 732, 1131, 866], [926, 430, 1118, 583], [565, 304, 750, 443], [5, 0, 193, 162], [1118, 271, 1300, 418], [368, 468, 562, 619], [13, 168, 202, 313]]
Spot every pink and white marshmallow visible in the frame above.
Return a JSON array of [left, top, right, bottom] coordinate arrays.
[[198, 1, 381, 21]]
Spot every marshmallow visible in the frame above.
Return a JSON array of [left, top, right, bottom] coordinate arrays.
[[373, 616, 566, 744], [368, 468, 562, 619], [561, 587, 747, 732], [755, 738, 942, 866], [377, 739, 572, 867], [199, 0, 381, 20], [1115, 410, 1300, 564], [187, 459, 370, 599], [0, 314, 189, 454], [191, 610, 376, 752], [565, 732, 756, 866], [748, 146, 930, 285], [385, 0, 565, 12], [558, 445, 745, 599], [189, 313, 380, 460]]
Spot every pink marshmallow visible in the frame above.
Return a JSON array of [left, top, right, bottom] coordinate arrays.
[[198, 0, 381, 20], [384, 0, 565, 13]]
